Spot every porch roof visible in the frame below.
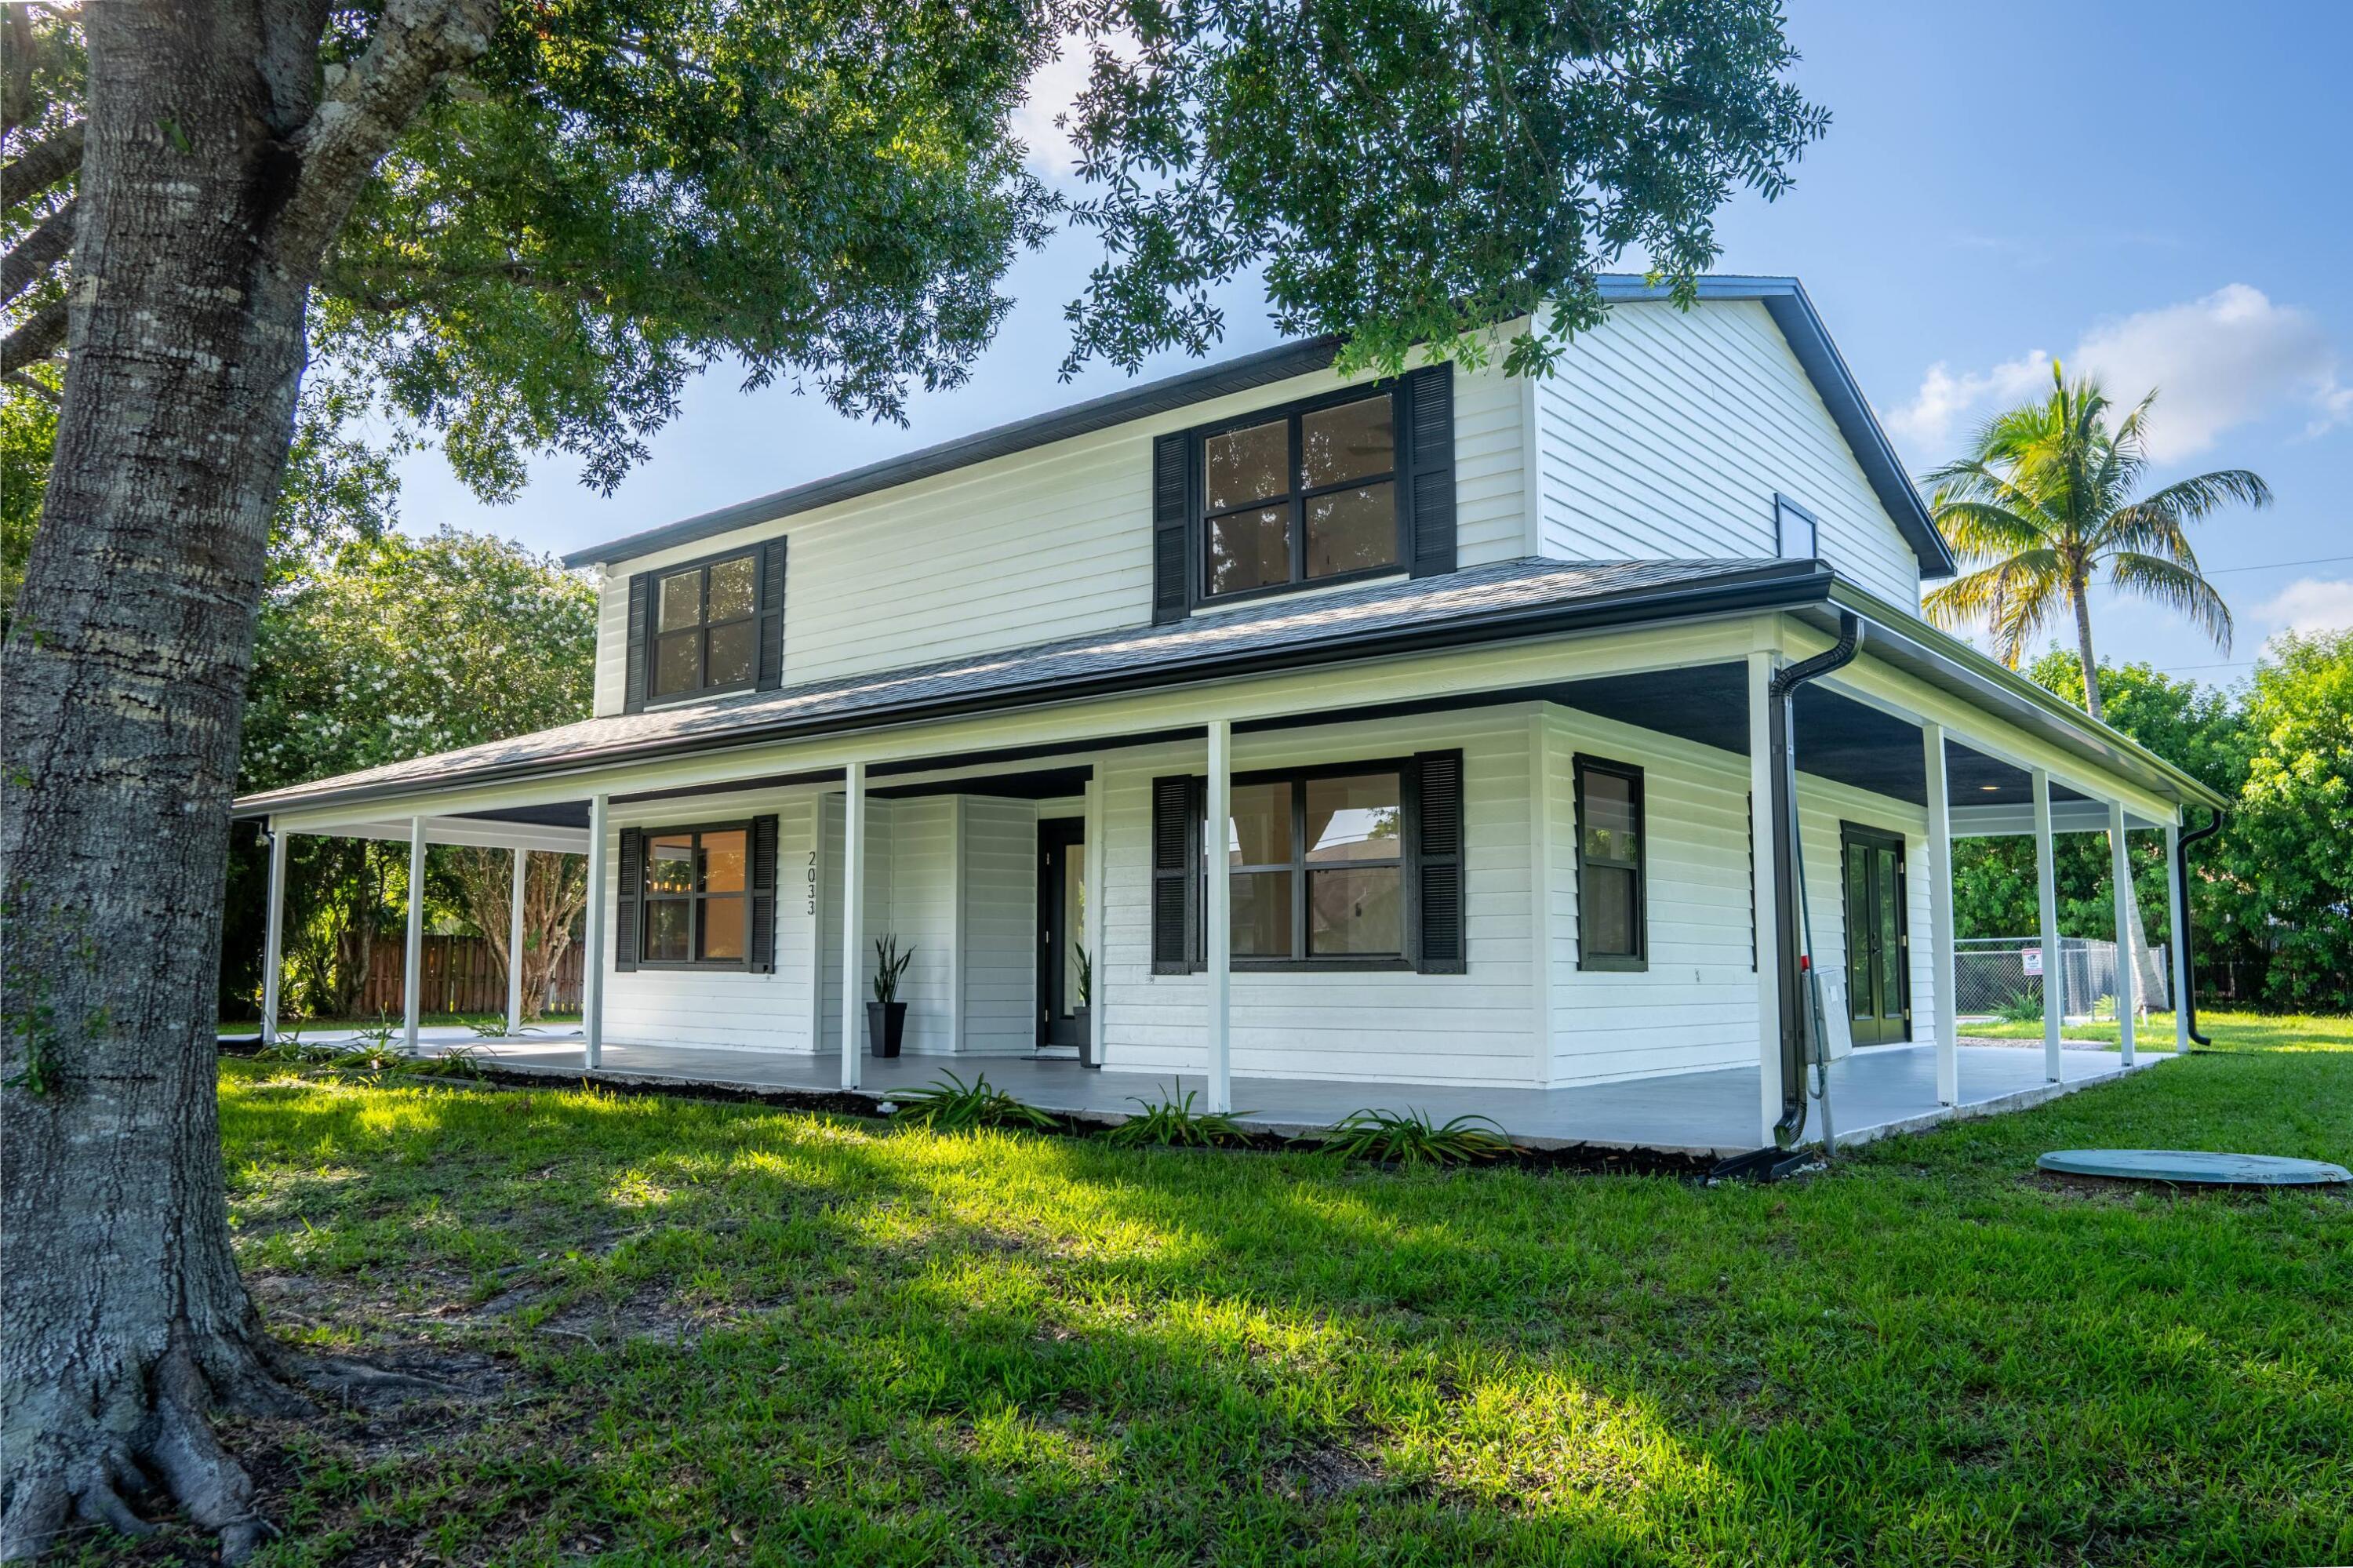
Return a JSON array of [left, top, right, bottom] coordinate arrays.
[[235, 554, 2229, 824], [235, 556, 1813, 819]]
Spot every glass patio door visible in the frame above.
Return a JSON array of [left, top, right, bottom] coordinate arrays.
[[1841, 824, 1911, 1046]]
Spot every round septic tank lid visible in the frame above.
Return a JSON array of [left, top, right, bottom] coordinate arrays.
[[2038, 1148, 2352, 1187]]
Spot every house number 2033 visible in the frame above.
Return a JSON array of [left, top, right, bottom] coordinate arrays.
[[806, 849, 818, 915]]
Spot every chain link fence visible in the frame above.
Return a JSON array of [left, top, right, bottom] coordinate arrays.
[[1953, 936, 2170, 1023]]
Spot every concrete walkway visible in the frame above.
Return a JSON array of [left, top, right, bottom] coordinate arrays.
[[237, 1026, 2168, 1158]]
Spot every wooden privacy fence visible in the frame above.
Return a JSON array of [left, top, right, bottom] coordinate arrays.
[[358, 935, 583, 1017]]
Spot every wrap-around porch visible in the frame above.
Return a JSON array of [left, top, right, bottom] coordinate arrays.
[[249, 1024, 2162, 1159]]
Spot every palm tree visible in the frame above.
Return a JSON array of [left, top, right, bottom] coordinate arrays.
[[1922, 363, 2270, 720]]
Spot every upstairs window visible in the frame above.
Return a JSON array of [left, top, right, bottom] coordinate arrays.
[[1202, 390, 1402, 600], [653, 551, 760, 699], [1774, 493, 1821, 561]]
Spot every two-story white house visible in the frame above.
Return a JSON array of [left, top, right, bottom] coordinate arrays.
[[235, 277, 2226, 1158]]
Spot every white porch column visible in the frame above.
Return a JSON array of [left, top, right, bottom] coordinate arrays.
[[1205, 719, 1232, 1114], [1747, 650, 1783, 1148], [840, 762, 866, 1090], [1082, 766, 1107, 1065], [2031, 767, 2063, 1083], [261, 820, 289, 1045], [505, 846, 529, 1036], [2110, 799, 2137, 1065], [402, 816, 427, 1054], [1922, 722, 1958, 1107], [2167, 819, 2188, 1054], [583, 795, 609, 1068]]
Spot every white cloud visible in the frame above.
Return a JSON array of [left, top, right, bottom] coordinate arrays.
[[1012, 32, 1137, 181], [1886, 284, 2349, 466], [1883, 351, 2050, 454], [2256, 577, 2353, 638]]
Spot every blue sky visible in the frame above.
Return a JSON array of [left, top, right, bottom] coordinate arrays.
[[394, 0, 2353, 686]]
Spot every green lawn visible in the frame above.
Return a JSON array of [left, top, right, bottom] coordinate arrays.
[[162, 1013, 2353, 1566]]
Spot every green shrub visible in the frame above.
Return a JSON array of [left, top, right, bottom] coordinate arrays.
[[1318, 1108, 1512, 1166], [889, 1071, 1058, 1132], [1102, 1088, 1251, 1148]]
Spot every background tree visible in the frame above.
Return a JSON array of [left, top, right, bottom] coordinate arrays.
[[1922, 363, 2268, 719], [1948, 652, 2252, 975], [234, 527, 597, 1022], [2228, 631, 2353, 1010], [0, 0, 1827, 1553]]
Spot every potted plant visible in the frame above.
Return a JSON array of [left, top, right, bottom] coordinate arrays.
[[867, 935, 913, 1058]]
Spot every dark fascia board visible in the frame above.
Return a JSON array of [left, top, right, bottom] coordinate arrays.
[[1594, 275, 1953, 580], [235, 561, 1833, 820], [1820, 580, 2230, 812], [561, 334, 1344, 569]]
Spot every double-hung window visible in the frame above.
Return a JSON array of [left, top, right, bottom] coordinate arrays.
[[1202, 390, 1402, 600], [652, 551, 760, 700], [1220, 766, 1407, 966], [1574, 756, 1647, 970], [638, 823, 750, 968]]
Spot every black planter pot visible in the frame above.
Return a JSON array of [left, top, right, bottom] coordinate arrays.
[[866, 1000, 907, 1058]]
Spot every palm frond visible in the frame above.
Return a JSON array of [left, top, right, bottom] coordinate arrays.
[[2114, 467, 2274, 525], [2105, 551, 2235, 653]]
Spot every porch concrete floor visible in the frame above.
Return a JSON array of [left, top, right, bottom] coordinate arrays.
[[255, 1026, 2167, 1158]]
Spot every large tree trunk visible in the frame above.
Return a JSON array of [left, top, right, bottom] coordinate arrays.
[[0, 2, 494, 1556]]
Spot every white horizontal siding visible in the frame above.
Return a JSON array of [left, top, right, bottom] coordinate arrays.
[[1096, 709, 1540, 1088], [1533, 298, 1922, 605], [961, 798, 1038, 1055], [587, 352, 1538, 716], [599, 788, 817, 1053], [1545, 710, 1762, 1086]]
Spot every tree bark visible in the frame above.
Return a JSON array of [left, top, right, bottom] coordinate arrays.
[[0, 1, 494, 1556]]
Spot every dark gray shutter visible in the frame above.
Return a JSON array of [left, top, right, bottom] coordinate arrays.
[[1402, 364, 1456, 578], [748, 814, 779, 972], [1151, 773, 1201, 973], [756, 539, 787, 691], [1410, 750, 1465, 973], [613, 827, 643, 973], [622, 573, 651, 714], [1151, 431, 1191, 624]]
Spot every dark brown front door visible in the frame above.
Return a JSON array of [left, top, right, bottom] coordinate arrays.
[[1842, 824, 1911, 1046], [1038, 819, 1089, 1060]]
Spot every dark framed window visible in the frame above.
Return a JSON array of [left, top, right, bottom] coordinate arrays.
[[650, 550, 761, 700], [1198, 387, 1403, 602], [1574, 755, 1646, 971], [1212, 764, 1409, 967], [1774, 493, 1820, 560], [635, 821, 751, 969]]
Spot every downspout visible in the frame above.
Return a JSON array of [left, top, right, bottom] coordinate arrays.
[[1769, 612, 1864, 1149], [2175, 806, 2222, 1048]]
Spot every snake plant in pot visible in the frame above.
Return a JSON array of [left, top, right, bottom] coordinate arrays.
[[867, 935, 914, 1058]]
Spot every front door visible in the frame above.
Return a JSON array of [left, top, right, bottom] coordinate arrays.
[[1037, 819, 1089, 1060], [1841, 824, 1911, 1046]]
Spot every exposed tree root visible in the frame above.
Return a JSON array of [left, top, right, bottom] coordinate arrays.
[[1, 1330, 458, 1562]]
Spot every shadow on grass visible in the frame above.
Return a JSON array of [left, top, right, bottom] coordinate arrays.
[[209, 1023, 2353, 1568]]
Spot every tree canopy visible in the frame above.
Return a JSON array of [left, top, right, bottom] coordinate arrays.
[[1951, 645, 2353, 1013]]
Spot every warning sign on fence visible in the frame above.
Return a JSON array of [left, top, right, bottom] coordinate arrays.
[[2021, 948, 2044, 977]]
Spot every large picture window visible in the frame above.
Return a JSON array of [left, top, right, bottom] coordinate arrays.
[[1574, 755, 1647, 971], [651, 551, 760, 700], [637, 823, 750, 967], [1200, 389, 1402, 601], [1213, 765, 1407, 967]]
